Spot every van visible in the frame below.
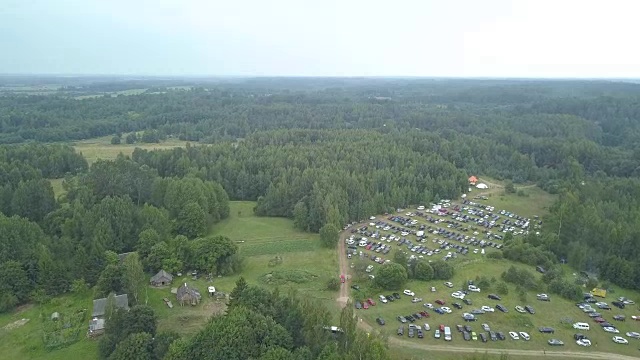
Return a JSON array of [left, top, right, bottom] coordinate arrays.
[[444, 326, 452, 341], [572, 322, 590, 331]]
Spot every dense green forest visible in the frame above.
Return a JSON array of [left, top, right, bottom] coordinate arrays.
[[2, 77, 640, 358]]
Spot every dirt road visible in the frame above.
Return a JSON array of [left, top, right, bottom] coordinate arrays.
[[334, 221, 637, 360]]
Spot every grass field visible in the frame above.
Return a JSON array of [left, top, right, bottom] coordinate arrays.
[[346, 191, 640, 359], [72, 135, 192, 165]]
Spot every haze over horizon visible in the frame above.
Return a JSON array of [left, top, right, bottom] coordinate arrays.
[[2, 0, 639, 78]]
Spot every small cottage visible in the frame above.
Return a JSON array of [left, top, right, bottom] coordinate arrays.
[[150, 270, 173, 287], [92, 294, 129, 317], [177, 283, 201, 306]]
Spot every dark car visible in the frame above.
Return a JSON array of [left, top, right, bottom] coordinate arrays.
[[496, 332, 506, 340], [612, 301, 625, 309], [539, 327, 555, 334], [574, 333, 587, 341], [471, 309, 485, 315], [464, 325, 472, 332], [453, 302, 463, 309], [417, 329, 424, 338], [463, 331, 471, 341], [489, 331, 497, 341], [525, 305, 535, 314], [351, 284, 360, 291], [479, 333, 488, 342], [436, 299, 446, 305], [463, 298, 473, 305], [393, 293, 401, 299], [376, 317, 385, 325], [488, 294, 501, 300], [548, 339, 564, 346], [386, 295, 395, 302], [406, 315, 415, 322], [588, 312, 602, 318], [397, 316, 407, 323], [599, 304, 612, 310], [456, 324, 464, 332], [496, 304, 508, 313], [408, 327, 415, 338], [614, 315, 626, 321], [397, 326, 404, 336], [420, 311, 430, 318], [355, 301, 362, 309]]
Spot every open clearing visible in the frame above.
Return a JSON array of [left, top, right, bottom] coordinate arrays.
[[336, 190, 640, 359], [72, 135, 192, 165]]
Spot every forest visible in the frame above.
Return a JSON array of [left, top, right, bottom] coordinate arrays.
[[1, 77, 640, 358]]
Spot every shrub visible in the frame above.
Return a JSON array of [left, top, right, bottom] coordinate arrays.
[[496, 282, 509, 295], [326, 277, 340, 291]]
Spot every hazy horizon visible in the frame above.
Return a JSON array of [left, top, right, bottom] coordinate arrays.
[[2, 0, 639, 78]]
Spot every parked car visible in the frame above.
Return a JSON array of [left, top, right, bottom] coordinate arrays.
[[496, 332, 506, 340], [463, 331, 471, 341], [434, 329, 441, 339], [537, 293, 550, 301], [379, 295, 388, 304], [451, 291, 465, 300], [355, 301, 362, 309], [397, 326, 404, 336], [376, 317, 385, 325], [519, 332, 530, 341], [603, 326, 619, 333], [515, 306, 526, 313], [362, 302, 369, 309], [525, 305, 535, 314], [351, 285, 360, 291], [408, 327, 415, 338], [612, 336, 628, 344], [613, 315, 625, 321], [397, 316, 407, 323], [441, 306, 452, 313], [577, 339, 591, 346], [482, 323, 490, 331], [403, 290, 415, 296], [453, 302, 463, 309], [574, 333, 587, 341], [612, 301, 625, 309], [625, 332, 640, 339], [393, 292, 401, 299], [548, 339, 564, 346], [509, 331, 520, 340], [411, 297, 423, 303], [468, 285, 481, 292], [436, 299, 446, 305], [471, 331, 478, 341], [444, 282, 454, 288], [463, 298, 472, 305], [481, 306, 494, 313], [479, 332, 487, 342], [488, 294, 501, 300], [489, 331, 497, 341], [423, 323, 431, 331], [539, 327, 555, 334], [496, 304, 508, 313], [417, 329, 424, 338]]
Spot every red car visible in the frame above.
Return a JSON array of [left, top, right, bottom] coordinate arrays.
[[419, 311, 430, 318], [363, 302, 369, 309], [594, 317, 606, 323], [367, 298, 376, 306], [436, 299, 446, 305], [340, 274, 345, 283], [439, 324, 445, 332]]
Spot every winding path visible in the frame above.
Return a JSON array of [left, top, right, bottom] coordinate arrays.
[[335, 221, 637, 360]]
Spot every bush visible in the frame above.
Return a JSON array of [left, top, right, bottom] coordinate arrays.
[[486, 251, 503, 260], [326, 277, 340, 291], [110, 136, 121, 145], [375, 263, 408, 290], [496, 282, 509, 295]]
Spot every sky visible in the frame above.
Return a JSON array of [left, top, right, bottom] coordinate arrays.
[[1, 0, 639, 77]]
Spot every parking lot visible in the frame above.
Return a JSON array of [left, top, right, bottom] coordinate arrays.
[[342, 202, 640, 356]]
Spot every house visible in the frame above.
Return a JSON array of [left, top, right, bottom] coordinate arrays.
[[476, 183, 488, 190], [177, 283, 201, 306], [150, 270, 173, 287], [468, 176, 478, 185], [88, 318, 106, 337], [92, 294, 129, 317]]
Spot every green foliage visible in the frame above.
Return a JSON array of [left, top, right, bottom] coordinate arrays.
[[95, 264, 124, 298], [125, 133, 137, 144], [413, 261, 434, 281], [176, 202, 207, 238], [319, 223, 339, 248], [505, 181, 516, 194], [110, 136, 121, 145], [122, 253, 146, 305], [40, 309, 87, 350], [260, 270, 318, 285], [496, 281, 509, 295], [375, 263, 408, 290], [501, 265, 538, 291], [326, 277, 340, 291], [108, 332, 153, 360], [430, 260, 455, 280]]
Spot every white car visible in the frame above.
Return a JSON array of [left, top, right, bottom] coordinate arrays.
[[369, 216, 376, 220], [423, 323, 430, 331], [515, 306, 526, 313], [444, 282, 453, 288], [481, 306, 495, 313], [441, 307, 452, 314], [451, 292, 465, 300], [379, 295, 388, 304], [424, 303, 434, 309], [482, 323, 490, 331], [468, 285, 481, 292], [576, 339, 591, 347], [626, 332, 640, 339], [612, 336, 628, 344], [509, 331, 520, 340], [603, 327, 619, 334], [403, 290, 415, 296], [519, 332, 530, 341]]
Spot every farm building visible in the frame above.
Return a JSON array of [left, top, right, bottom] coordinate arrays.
[[177, 283, 201, 306], [150, 270, 173, 286], [92, 294, 129, 317]]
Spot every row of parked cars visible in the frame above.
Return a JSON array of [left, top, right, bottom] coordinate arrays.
[[572, 293, 639, 345]]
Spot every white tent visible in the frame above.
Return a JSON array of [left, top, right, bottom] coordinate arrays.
[[476, 183, 489, 189]]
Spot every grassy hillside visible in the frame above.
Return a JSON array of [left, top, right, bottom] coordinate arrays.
[[72, 135, 192, 165]]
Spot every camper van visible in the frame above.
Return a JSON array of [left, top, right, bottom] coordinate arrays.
[[572, 322, 590, 331], [444, 326, 452, 341]]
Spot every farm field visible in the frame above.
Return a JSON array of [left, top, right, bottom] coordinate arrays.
[[71, 135, 193, 165], [341, 191, 640, 359]]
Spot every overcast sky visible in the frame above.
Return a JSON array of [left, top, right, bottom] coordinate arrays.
[[1, 0, 639, 77]]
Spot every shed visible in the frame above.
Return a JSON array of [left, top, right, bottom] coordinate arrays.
[[476, 183, 488, 190], [468, 176, 478, 185], [88, 318, 105, 337], [176, 283, 201, 306], [150, 270, 173, 286], [92, 294, 129, 317]]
